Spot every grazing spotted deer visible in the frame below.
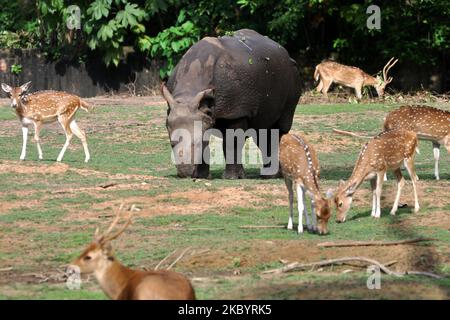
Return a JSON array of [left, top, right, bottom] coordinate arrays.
[[332, 129, 420, 223], [384, 105, 450, 180], [1, 82, 91, 162], [314, 57, 398, 99], [67, 207, 196, 300], [280, 133, 331, 234]]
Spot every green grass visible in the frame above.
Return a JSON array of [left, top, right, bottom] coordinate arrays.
[[0, 101, 449, 300]]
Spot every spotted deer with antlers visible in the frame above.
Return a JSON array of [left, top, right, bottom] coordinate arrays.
[[384, 105, 449, 180], [332, 129, 420, 222], [314, 57, 398, 99], [1, 82, 91, 162], [67, 206, 196, 300], [280, 133, 331, 234]]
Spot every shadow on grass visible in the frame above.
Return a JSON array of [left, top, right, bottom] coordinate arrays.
[[347, 206, 413, 222]]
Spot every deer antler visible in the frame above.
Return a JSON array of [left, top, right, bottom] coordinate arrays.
[[382, 57, 398, 84], [95, 203, 133, 243]]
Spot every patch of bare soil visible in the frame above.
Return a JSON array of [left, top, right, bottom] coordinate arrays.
[[90, 187, 265, 218], [180, 239, 443, 275], [84, 96, 166, 107], [0, 161, 69, 175], [236, 277, 449, 299], [290, 130, 362, 154], [0, 199, 41, 214], [299, 89, 450, 106]]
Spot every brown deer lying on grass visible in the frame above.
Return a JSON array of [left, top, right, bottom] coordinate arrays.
[[280, 133, 331, 234], [314, 57, 398, 99], [384, 105, 449, 180], [1, 81, 91, 162], [332, 129, 420, 222], [67, 207, 196, 300]]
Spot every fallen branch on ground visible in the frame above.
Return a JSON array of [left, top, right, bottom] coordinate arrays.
[[317, 238, 435, 248], [262, 256, 442, 279], [239, 225, 285, 229], [173, 227, 225, 231], [154, 249, 178, 270], [332, 128, 372, 139], [167, 247, 192, 270], [0, 267, 13, 272]]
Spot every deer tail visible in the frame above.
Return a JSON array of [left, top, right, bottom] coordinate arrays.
[[415, 147, 420, 155], [80, 100, 93, 112], [332, 128, 372, 139], [314, 66, 320, 81]]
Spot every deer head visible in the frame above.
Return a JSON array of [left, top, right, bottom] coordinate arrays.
[[333, 180, 356, 223], [1, 82, 32, 108], [68, 204, 132, 275], [315, 198, 332, 234], [374, 58, 398, 96]]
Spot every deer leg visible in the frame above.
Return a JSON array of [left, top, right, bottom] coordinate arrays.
[[390, 168, 405, 215], [310, 198, 318, 232], [20, 126, 29, 160], [432, 142, 440, 180], [33, 121, 43, 160], [355, 87, 362, 99], [70, 120, 90, 163], [321, 80, 332, 98], [57, 117, 73, 162], [316, 80, 323, 92], [285, 178, 294, 230], [374, 171, 385, 218], [296, 183, 305, 234], [370, 177, 377, 217], [302, 188, 312, 231], [404, 158, 420, 213]]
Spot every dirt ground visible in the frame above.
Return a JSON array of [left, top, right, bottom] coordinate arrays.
[[0, 96, 449, 300]]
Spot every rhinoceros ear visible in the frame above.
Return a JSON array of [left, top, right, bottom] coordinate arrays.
[[161, 83, 175, 106], [193, 88, 214, 107]]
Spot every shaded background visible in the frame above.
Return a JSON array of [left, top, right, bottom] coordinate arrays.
[[0, 0, 449, 96]]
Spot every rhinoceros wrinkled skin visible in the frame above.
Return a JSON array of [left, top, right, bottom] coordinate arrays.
[[162, 29, 301, 179]]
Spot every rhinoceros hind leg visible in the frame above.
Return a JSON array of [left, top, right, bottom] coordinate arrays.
[[223, 164, 246, 179]]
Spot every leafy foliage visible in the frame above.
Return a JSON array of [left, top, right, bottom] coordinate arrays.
[[138, 9, 200, 78], [1, 0, 449, 78]]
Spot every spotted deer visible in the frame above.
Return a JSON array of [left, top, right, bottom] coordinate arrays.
[[67, 206, 196, 300], [280, 133, 331, 234], [384, 105, 449, 180], [1, 82, 91, 162], [332, 129, 420, 222], [314, 57, 398, 99]]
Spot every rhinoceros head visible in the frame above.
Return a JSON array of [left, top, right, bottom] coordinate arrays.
[[162, 84, 215, 178]]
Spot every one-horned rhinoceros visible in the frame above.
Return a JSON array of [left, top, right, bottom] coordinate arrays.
[[161, 29, 301, 179]]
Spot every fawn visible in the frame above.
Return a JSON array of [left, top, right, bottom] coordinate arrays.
[[67, 207, 196, 300], [333, 129, 420, 222], [1, 81, 91, 162], [280, 133, 331, 234]]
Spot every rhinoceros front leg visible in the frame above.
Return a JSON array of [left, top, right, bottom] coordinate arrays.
[[193, 141, 211, 179], [221, 119, 247, 179]]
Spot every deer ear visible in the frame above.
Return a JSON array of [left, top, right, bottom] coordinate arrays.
[[1, 83, 12, 93], [345, 183, 357, 196], [20, 81, 31, 92]]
